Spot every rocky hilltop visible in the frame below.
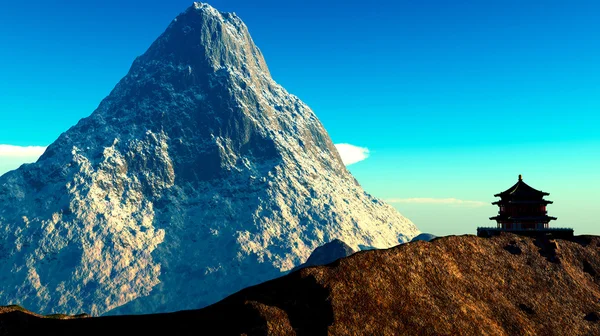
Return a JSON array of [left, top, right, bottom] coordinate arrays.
[[0, 2, 418, 316], [0, 234, 599, 335]]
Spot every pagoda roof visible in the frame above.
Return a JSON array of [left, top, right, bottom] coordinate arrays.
[[494, 175, 550, 198], [490, 215, 557, 221], [492, 200, 553, 205]]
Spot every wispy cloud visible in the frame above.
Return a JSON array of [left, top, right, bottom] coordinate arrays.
[[0, 145, 47, 158], [385, 198, 489, 207], [334, 143, 370, 166]]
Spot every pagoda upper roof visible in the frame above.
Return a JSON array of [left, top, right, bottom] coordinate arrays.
[[494, 175, 550, 198]]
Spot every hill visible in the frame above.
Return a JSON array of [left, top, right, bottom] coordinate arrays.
[[1, 233, 599, 335]]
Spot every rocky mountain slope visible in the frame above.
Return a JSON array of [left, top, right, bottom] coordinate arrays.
[[0, 2, 418, 316], [410, 233, 437, 242], [291, 239, 355, 272], [1, 234, 599, 335]]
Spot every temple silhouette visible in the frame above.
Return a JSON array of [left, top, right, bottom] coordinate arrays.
[[477, 175, 574, 239]]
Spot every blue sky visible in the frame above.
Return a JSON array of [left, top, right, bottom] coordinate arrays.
[[1, 0, 599, 235]]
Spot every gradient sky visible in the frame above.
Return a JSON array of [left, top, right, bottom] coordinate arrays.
[[1, 0, 599, 236]]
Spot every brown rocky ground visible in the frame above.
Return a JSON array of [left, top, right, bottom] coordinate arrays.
[[1, 233, 599, 335]]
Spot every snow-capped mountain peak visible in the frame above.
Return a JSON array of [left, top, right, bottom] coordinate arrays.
[[0, 3, 418, 316]]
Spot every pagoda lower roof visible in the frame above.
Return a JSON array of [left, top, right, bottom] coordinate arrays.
[[490, 215, 557, 221], [492, 200, 553, 205]]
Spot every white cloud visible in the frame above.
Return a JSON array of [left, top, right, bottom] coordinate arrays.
[[334, 143, 370, 166], [0, 145, 47, 158], [385, 198, 488, 207], [0, 145, 47, 175]]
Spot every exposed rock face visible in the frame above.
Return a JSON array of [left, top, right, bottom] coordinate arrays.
[[292, 239, 355, 272], [0, 2, 418, 316], [1, 234, 599, 335]]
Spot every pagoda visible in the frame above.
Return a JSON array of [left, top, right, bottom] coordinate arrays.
[[477, 175, 573, 238]]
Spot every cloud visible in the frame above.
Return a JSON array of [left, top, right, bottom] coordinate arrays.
[[0, 145, 46, 175], [0, 145, 47, 158], [334, 143, 370, 166], [385, 198, 488, 207]]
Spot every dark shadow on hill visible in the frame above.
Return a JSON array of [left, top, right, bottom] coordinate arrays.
[[0, 273, 333, 336], [534, 236, 561, 264]]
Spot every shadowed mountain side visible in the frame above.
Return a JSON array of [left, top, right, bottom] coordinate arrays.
[[410, 233, 437, 242], [2, 234, 600, 335], [291, 239, 355, 272]]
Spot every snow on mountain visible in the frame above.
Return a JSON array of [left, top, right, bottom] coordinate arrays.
[[0, 2, 419, 316]]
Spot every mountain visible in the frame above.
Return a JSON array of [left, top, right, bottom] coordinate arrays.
[[0, 2, 418, 316], [410, 233, 437, 242], [291, 239, 355, 272], [1, 234, 599, 335]]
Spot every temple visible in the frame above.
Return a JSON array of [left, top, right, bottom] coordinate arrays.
[[477, 175, 573, 239]]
